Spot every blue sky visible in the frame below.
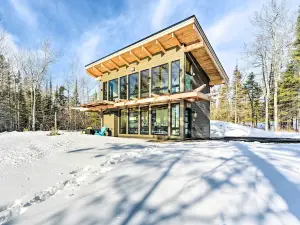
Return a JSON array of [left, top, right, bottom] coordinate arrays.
[[0, 0, 299, 89]]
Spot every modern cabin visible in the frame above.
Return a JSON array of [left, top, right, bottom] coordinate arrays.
[[80, 15, 228, 140]]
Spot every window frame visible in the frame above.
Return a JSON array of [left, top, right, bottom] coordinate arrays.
[[128, 108, 138, 134], [171, 60, 180, 94], [151, 63, 169, 95], [109, 78, 118, 101], [151, 105, 169, 135], [140, 69, 150, 98], [140, 107, 149, 135], [119, 75, 128, 100], [171, 103, 180, 136], [103, 81, 107, 100], [128, 72, 139, 99], [119, 109, 127, 134]]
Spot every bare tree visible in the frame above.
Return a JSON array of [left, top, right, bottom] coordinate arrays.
[[17, 40, 58, 131], [246, 0, 294, 131]]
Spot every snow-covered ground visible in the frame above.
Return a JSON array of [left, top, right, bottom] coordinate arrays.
[[211, 120, 300, 139], [1, 130, 300, 224]]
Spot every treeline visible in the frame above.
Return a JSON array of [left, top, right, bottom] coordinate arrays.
[[212, 2, 300, 131], [0, 34, 100, 132]]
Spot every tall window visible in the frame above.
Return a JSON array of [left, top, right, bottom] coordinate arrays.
[[109, 79, 118, 101], [140, 70, 149, 98], [185, 58, 193, 91], [151, 106, 168, 135], [103, 82, 107, 100], [128, 108, 138, 134], [152, 64, 169, 95], [120, 109, 127, 134], [171, 60, 180, 93], [129, 73, 139, 99], [171, 104, 180, 135], [120, 76, 127, 100], [140, 108, 149, 134]]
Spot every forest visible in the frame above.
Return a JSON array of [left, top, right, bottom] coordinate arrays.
[[0, 0, 299, 132]]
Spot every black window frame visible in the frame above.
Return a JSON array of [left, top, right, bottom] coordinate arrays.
[[140, 69, 150, 98], [171, 103, 180, 136], [185, 57, 193, 92], [140, 107, 149, 135], [120, 75, 127, 100], [103, 81, 107, 100], [109, 78, 118, 101], [151, 63, 169, 95], [120, 109, 127, 134], [151, 105, 169, 135], [171, 60, 180, 94], [128, 108, 138, 134], [129, 73, 139, 99]]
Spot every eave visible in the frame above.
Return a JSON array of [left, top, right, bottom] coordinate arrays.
[[85, 15, 228, 85]]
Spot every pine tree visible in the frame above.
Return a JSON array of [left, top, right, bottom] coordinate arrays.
[[232, 65, 244, 124], [244, 72, 262, 127], [294, 6, 300, 68], [216, 84, 232, 122]]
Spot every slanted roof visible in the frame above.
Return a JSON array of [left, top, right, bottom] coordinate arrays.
[[85, 15, 228, 85]]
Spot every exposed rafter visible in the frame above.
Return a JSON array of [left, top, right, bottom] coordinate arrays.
[[86, 69, 96, 78], [110, 59, 119, 69], [183, 42, 204, 52], [156, 39, 166, 53], [93, 66, 103, 75], [101, 63, 110, 72], [193, 84, 206, 92], [171, 33, 182, 48], [142, 45, 152, 58], [119, 55, 129, 66], [130, 51, 140, 62]]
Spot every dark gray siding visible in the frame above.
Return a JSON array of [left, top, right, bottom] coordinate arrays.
[[187, 53, 210, 139]]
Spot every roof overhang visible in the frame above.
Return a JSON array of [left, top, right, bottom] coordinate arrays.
[[85, 16, 228, 85]]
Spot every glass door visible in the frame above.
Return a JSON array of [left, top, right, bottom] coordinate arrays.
[[185, 108, 192, 138]]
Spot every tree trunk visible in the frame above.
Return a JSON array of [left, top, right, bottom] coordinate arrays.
[[32, 88, 36, 131], [274, 67, 279, 131], [265, 92, 269, 131]]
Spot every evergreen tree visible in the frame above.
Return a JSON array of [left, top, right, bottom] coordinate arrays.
[[294, 6, 300, 68], [244, 72, 262, 127], [232, 65, 244, 124]]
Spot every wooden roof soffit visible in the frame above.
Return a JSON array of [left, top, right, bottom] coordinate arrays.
[[119, 55, 129, 67], [110, 59, 119, 70], [142, 45, 152, 58], [171, 33, 182, 48], [183, 42, 204, 52], [156, 39, 166, 53], [101, 63, 110, 72], [193, 24, 203, 42], [93, 66, 103, 75], [209, 79, 225, 86], [130, 51, 140, 63]]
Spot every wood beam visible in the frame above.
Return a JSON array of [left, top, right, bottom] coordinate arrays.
[[142, 45, 152, 58], [110, 59, 119, 69], [93, 66, 103, 75], [156, 39, 166, 53], [209, 79, 225, 85], [130, 51, 140, 62], [102, 100, 115, 105], [183, 42, 204, 52], [101, 63, 110, 72], [193, 84, 206, 93], [151, 93, 159, 97], [171, 33, 182, 48], [193, 24, 203, 42], [119, 55, 129, 66], [86, 69, 96, 78]]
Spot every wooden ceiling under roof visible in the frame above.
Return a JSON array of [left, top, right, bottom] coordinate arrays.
[[85, 16, 228, 85]]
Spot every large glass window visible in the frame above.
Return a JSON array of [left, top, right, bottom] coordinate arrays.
[[140, 108, 149, 134], [120, 109, 127, 134], [171, 104, 180, 136], [152, 64, 169, 95], [151, 106, 168, 135], [129, 73, 139, 99], [120, 76, 127, 100], [171, 60, 180, 93], [140, 70, 149, 98], [128, 108, 138, 134], [103, 82, 107, 100], [109, 79, 118, 101], [185, 58, 193, 91]]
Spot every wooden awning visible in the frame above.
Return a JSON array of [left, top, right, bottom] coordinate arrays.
[[76, 85, 210, 112], [85, 16, 228, 85]]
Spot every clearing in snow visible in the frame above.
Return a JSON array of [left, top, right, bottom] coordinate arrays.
[[0, 125, 300, 224]]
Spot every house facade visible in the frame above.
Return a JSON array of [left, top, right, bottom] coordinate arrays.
[[81, 16, 228, 140]]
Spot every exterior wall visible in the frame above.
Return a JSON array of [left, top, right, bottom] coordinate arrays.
[[103, 111, 118, 137], [100, 46, 185, 101], [186, 53, 211, 139]]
